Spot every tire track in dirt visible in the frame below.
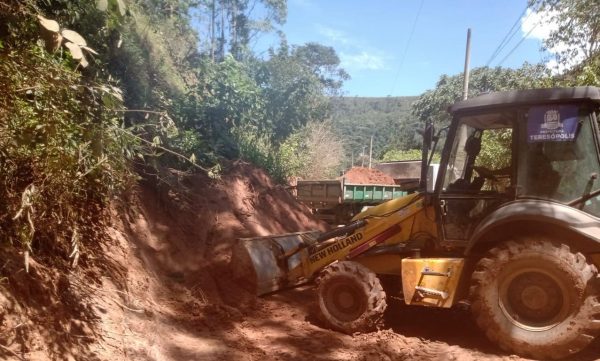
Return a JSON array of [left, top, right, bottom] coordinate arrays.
[[4, 161, 600, 360]]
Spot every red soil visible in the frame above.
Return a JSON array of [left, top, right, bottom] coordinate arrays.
[[342, 167, 395, 185], [2, 160, 598, 360]]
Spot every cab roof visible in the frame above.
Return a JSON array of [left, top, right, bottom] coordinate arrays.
[[450, 86, 600, 115]]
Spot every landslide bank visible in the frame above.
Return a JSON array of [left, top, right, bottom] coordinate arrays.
[[0, 161, 328, 360], [2, 162, 546, 361]]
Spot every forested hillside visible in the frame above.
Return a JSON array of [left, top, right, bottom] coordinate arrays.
[[0, 0, 597, 279], [330, 96, 420, 167], [1, 0, 600, 359]]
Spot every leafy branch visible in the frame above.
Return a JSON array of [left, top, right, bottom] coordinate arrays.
[[112, 126, 211, 173]]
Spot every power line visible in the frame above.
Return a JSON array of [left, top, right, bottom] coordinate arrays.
[[497, 23, 538, 66], [389, 0, 425, 95], [486, 5, 529, 67]]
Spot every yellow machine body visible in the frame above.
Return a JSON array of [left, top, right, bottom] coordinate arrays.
[[294, 193, 432, 277], [231, 191, 467, 309], [229, 88, 600, 359], [401, 258, 465, 308]]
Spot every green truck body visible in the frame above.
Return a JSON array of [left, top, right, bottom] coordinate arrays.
[[296, 178, 408, 223]]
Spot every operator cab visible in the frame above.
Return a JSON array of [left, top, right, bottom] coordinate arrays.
[[433, 87, 600, 245]]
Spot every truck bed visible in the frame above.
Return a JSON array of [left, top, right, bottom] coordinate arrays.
[[295, 179, 408, 223]]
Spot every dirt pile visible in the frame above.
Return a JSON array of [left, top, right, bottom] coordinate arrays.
[[3, 161, 598, 360], [0, 161, 328, 360], [342, 167, 395, 185]]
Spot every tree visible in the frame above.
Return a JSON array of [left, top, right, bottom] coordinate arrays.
[[176, 55, 265, 158], [291, 42, 350, 96], [411, 64, 551, 126], [197, 0, 287, 61], [279, 121, 345, 179], [256, 41, 344, 142], [476, 129, 513, 170], [530, 0, 600, 67]]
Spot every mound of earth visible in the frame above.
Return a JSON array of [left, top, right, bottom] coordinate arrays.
[[2, 160, 599, 360], [341, 167, 395, 185]]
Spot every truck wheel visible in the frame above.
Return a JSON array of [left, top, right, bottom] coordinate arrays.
[[316, 261, 387, 334], [470, 238, 600, 359]]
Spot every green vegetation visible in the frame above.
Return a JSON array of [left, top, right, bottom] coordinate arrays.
[[0, 0, 350, 269], [0, 1, 136, 269], [381, 149, 422, 162], [330, 96, 419, 166], [530, 0, 599, 69], [411, 64, 552, 127], [381, 149, 441, 163], [476, 129, 513, 170], [0, 0, 598, 271]]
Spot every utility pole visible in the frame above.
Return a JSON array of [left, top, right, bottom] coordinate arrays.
[[463, 28, 472, 100], [361, 145, 366, 167], [368, 135, 373, 169], [453, 28, 472, 182]]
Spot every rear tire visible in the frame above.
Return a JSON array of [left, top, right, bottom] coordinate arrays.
[[470, 238, 600, 359], [316, 261, 387, 333]]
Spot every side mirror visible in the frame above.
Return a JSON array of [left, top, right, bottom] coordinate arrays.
[[422, 121, 434, 149]]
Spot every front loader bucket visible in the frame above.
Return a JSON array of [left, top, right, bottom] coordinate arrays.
[[230, 231, 319, 296]]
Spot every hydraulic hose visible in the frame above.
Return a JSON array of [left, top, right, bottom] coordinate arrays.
[[315, 219, 368, 243]]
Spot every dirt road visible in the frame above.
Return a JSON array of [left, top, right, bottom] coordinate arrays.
[[2, 162, 600, 360]]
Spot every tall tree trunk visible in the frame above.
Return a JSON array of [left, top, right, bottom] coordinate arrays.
[[210, 0, 216, 61], [231, 0, 237, 59], [220, 1, 226, 60]]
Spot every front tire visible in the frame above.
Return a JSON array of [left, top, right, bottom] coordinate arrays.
[[316, 261, 387, 333], [470, 238, 600, 359]]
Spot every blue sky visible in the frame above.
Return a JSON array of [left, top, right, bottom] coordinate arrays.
[[252, 0, 552, 97]]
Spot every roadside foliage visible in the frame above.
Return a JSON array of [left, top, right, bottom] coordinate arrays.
[[0, 0, 597, 314]]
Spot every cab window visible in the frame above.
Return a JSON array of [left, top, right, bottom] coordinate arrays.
[[442, 112, 514, 193], [517, 105, 600, 216]]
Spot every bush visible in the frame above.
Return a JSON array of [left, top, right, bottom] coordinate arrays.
[[233, 125, 288, 182], [0, 20, 135, 268], [279, 121, 344, 179], [381, 148, 440, 163], [233, 121, 344, 183]]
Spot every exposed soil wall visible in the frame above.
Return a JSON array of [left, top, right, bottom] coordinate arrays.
[[2, 161, 599, 360]]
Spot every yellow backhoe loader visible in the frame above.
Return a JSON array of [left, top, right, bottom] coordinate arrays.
[[231, 87, 600, 359]]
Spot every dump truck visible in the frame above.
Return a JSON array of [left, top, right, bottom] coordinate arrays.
[[231, 87, 600, 359], [295, 178, 409, 224], [374, 160, 423, 189]]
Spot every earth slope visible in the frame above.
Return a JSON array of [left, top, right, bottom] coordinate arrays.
[[2, 161, 599, 360]]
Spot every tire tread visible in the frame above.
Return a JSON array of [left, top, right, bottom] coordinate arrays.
[[470, 238, 600, 359], [316, 261, 387, 334]]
